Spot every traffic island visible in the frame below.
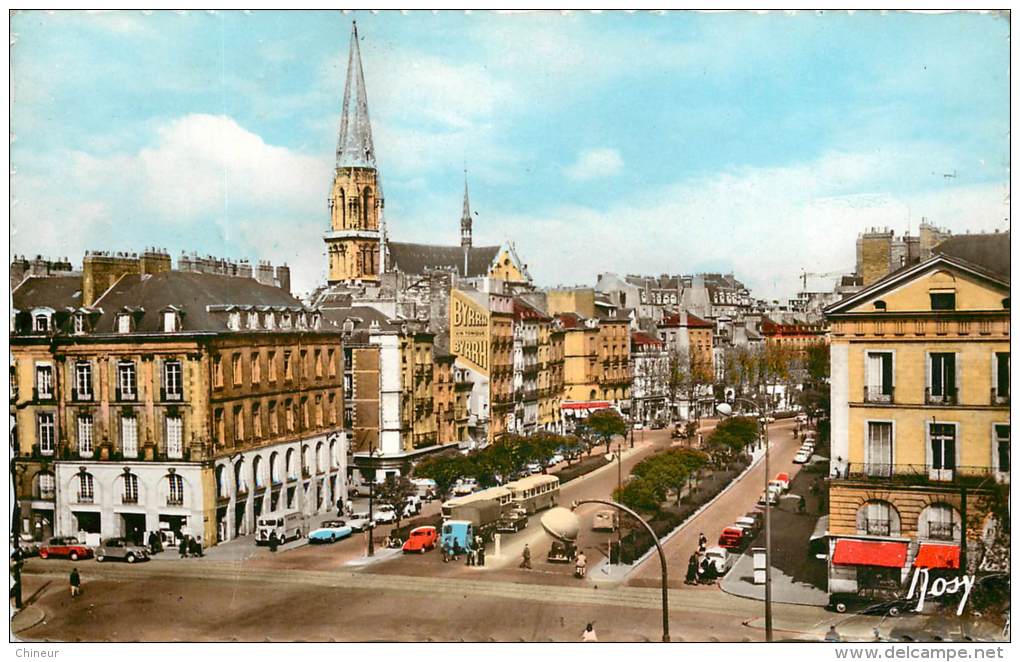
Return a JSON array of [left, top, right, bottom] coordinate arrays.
[[11, 605, 47, 636]]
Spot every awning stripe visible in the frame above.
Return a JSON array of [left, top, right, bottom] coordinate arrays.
[[832, 539, 908, 568]]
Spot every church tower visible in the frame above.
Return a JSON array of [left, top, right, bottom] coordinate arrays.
[[325, 22, 382, 284], [460, 174, 473, 276]]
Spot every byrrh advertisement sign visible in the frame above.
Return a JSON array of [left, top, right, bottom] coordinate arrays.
[[450, 289, 490, 374]]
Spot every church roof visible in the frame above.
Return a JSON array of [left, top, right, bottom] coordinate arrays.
[[387, 242, 500, 278], [335, 22, 375, 169]]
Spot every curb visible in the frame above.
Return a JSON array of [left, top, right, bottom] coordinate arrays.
[[11, 605, 46, 634]]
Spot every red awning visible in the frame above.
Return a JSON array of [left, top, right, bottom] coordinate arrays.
[[561, 401, 612, 411], [832, 539, 908, 568], [913, 544, 960, 569]]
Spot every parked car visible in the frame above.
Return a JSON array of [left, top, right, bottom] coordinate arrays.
[[497, 508, 529, 533], [768, 479, 788, 495], [793, 450, 812, 464], [795, 413, 808, 423], [255, 511, 307, 545], [374, 505, 398, 524], [760, 415, 776, 424], [773, 472, 791, 491], [95, 537, 150, 563], [717, 526, 746, 550], [744, 510, 764, 529], [526, 463, 543, 475], [547, 540, 577, 563], [14, 534, 41, 558], [453, 478, 479, 496], [633, 422, 644, 431], [702, 546, 733, 573], [733, 516, 760, 536], [346, 512, 375, 532], [39, 537, 93, 561], [592, 509, 619, 532], [308, 519, 354, 544], [758, 487, 780, 506], [402, 526, 438, 554], [548, 454, 565, 466], [828, 592, 915, 616]]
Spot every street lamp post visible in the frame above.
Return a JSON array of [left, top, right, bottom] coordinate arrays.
[[716, 398, 772, 643], [366, 447, 380, 557], [542, 500, 670, 642]]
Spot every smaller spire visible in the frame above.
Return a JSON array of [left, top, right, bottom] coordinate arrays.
[[461, 169, 473, 251]]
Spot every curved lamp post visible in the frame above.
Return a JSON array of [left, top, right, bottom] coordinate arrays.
[[542, 500, 670, 642], [716, 399, 772, 643]]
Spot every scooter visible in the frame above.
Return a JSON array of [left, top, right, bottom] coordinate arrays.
[[574, 564, 586, 579]]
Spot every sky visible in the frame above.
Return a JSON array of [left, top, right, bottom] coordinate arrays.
[[10, 10, 1010, 300]]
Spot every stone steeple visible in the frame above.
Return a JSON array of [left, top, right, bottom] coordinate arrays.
[[461, 172, 473, 277], [335, 21, 375, 169]]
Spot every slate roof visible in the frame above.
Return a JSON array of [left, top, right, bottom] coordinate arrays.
[[933, 232, 1010, 282], [12, 276, 83, 311], [93, 271, 306, 334], [387, 241, 500, 278], [319, 304, 400, 332]]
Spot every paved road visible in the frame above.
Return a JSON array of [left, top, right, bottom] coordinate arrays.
[[629, 418, 805, 588]]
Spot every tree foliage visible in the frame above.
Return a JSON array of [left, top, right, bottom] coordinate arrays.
[[583, 409, 628, 447], [374, 474, 417, 530]]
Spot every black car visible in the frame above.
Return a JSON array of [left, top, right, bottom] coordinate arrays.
[[828, 592, 916, 616]]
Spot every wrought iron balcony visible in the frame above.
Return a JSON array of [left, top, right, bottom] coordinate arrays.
[[838, 463, 994, 488], [863, 518, 891, 536], [863, 385, 894, 404], [927, 522, 956, 541], [924, 386, 958, 406]]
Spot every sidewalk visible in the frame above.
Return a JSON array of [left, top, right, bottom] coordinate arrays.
[[11, 605, 47, 636], [149, 533, 308, 563]]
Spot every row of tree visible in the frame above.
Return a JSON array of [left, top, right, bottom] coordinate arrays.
[[412, 409, 632, 500]]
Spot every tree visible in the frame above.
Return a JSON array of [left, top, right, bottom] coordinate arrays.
[[632, 448, 709, 506], [413, 451, 470, 499], [585, 409, 628, 451], [375, 474, 416, 531], [707, 416, 758, 465], [614, 477, 661, 514]]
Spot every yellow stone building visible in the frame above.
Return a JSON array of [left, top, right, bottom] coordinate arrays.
[[12, 265, 346, 547], [825, 233, 1009, 594]]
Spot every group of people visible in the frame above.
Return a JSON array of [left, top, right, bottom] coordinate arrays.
[[178, 534, 204, 558], [685, 532, 719, 585], [444, 535, 487, 566]]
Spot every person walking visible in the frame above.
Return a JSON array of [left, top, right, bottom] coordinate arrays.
[[452, 539, 462, 562], [192, 536, 204, 557], [179, 535, 189, 558], [520, 543, 532, 569], [798, 495, 807, 514], [574, 550, 587, 578], [476, 537, 485, 567], [698, 532, 707, 553], [336, 498, 344, 518], [581, 623, 598, 642], [268, 531, 279, 553], [685, 553, 699, 585], [69, 567, 81, 598]]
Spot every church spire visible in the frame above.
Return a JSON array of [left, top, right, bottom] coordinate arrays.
[[460, 170, 473, 250], [336, 21, 375, 169]]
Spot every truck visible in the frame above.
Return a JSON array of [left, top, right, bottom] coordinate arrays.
[[255, 511, 307, 545], [441, 486, 512, 542]]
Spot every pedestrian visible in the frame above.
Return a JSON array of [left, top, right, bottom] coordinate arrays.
[[685, 553, 699, 585], [179, 535, 189, 558], [466, 543, 476, 567], [798, 495, 807, 514], [69, 567, 81, 597], [269, 531, 279, 553], [698, 532, 707, 552], [336, 498, 344, 518], [520, 543, 532, 569], [476, 541, 485, 567], [345, 502, 354, 517], [581, 623, 598, 642], [824, 625, 841, 642], [452, 539, 462, 561], [193, 536, 204, 557], [575, 550, 587, 578]]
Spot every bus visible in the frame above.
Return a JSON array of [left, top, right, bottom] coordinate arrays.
[[441, 486, 513, 520], [506, 475, 560, 514]]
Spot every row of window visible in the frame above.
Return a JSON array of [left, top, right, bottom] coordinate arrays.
[[864, 350, 1009, 405], [213, 392, 339, 445], [69, 471, 185, 505], [213, 348, 337, 389], [862, 420, 1010, 477], [29, 360, 183, 402], [35, 411, 184, 459]]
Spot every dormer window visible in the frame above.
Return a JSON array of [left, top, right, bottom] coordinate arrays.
[[247, 311, 259, 330], [33, 313, 51, 333], [311, 314, 321, 330], [117, 313, 132, 334], [281, 313, 292, 330], [73, 313, 86, 335], [264, 312, 276, 330], [163, 311, 179, 333], [228, 311, 241, 331]]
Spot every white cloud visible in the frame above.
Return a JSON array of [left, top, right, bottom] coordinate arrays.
[[564, 148, 624, 181], [482, 147, 1009, 298]]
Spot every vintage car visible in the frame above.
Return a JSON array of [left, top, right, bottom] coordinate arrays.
[[402, 526, 439, 554], [373, 505, 398, 524], [592, 509, 619, 532], [773, 472, 791, 491], [547, 540, 577, 563], [717, 526, 746, 550], [346, 512, 375, 532], [453, 478, 479, 496], [757, 486, 780, 506], [828, 592, 916, 616], [308, 519, 354, 544], [497, 508, 528, 533], [95, 537, 150, 563], [733, 516, 760, 537], [702, 546, 733, 573], [793, 449, 812, 464], [39, 537, 93, 561]]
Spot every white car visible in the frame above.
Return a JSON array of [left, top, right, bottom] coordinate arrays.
[[633, 422, 645, 431], [793, 450, 812, 464], [795, 413, 808, 423], [453, 479, 478, 496], [346, 512, 375, 532], [702, 546, 733, 573], [374, 505, 398, 524], [527, 463, 542, 474], [548, 454, 564, 465], [758, 488, 780, 506]]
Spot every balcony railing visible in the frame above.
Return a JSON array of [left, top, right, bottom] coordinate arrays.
[[927, 522, 956, 541], [115, 388, 137, 402], [839, 463, 994, 487], [160, 387, 184, 402], [863, 518, 891, 536], [77, 492, 94, 504], [122, 494, 139, 504], [71, 389, 93, 403], [33, 388, 54, 401], [863, 385, 894, 404], [166, 495, 184, 506], [992, 387, 1009, 406], [924, 386, 958, 406]]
